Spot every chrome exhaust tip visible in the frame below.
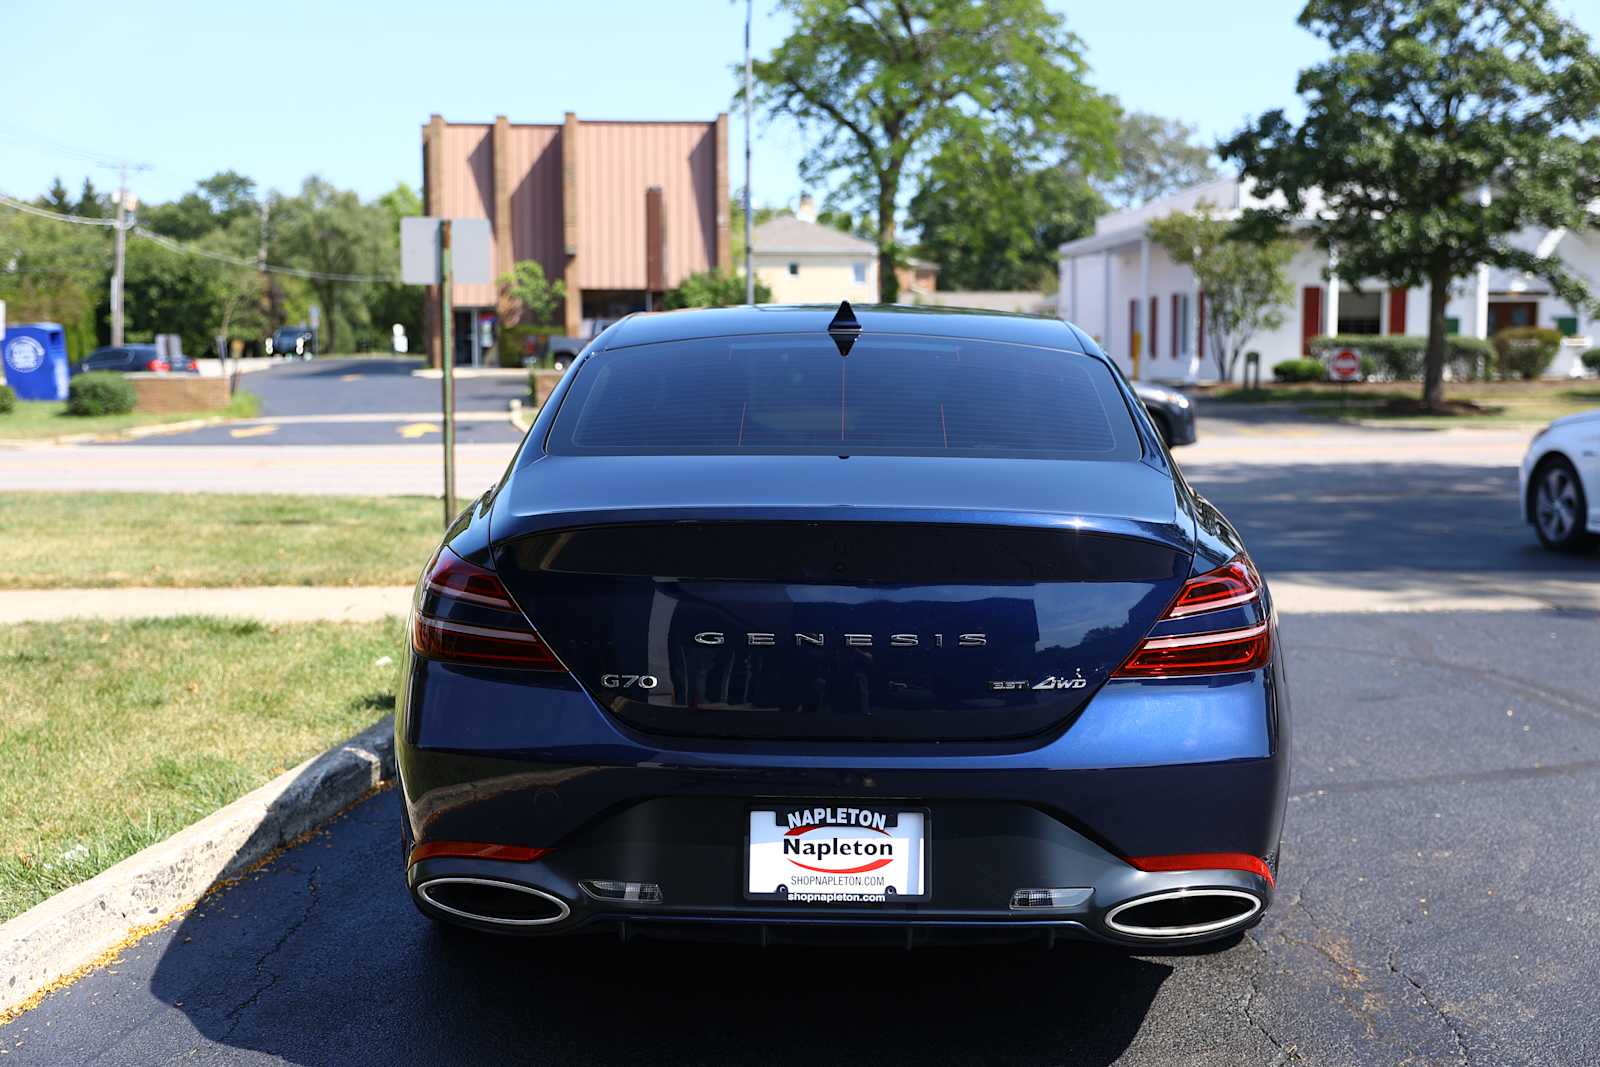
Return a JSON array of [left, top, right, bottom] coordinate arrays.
[[1105, 888, 1262, 939], [417, 877, 571, 927]]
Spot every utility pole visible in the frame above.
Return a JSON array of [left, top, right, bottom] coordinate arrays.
[[111, 166, 128, 346], [744, 0, 754, 305], [103, 161, 149, 347]]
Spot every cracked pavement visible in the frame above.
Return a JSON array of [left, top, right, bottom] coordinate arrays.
[[7, 432, 1600, 1064]]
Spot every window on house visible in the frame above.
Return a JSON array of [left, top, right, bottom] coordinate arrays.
[[852, 262, 867, 284], [788, 262, 800, 276], [1177, 294, 1191, 358], [1337, 290, 1382, 335], [1555, 316, 1579, 337]]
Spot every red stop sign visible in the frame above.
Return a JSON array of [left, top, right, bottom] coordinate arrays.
[[1330, 349, 1361, 381]]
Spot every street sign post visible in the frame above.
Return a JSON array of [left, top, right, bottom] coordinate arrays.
[[1329, 348, 1362, 415], [400, 217, 493, 528]]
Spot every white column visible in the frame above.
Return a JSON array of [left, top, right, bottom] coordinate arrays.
[[1476, 184, 1493, 340], [1137, 238, 1150, 380], [1472, 264, 1490, 339], [1188, 271, 1202, 382], [1102, 251, 1113, 355], [1069, 256, 1079, 322], [1324, 247, 1340, 338]]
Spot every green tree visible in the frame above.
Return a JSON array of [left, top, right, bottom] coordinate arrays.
[[909, 135, 1104, 291], [499, 260, 567, 326], [119, 238, 226, 356], [1148, 203, 1295, 382], [1102, 111, 1218, 208], [273, 177, 388, 352], [40, 178, 73, 214], [751, 0, 1116, 302], [1221, 0, 1600, 411], [75, 178, 112, 219], [367, 183, 424, 346], [0, 209, 108, 359], [662, 270, 771, 309]]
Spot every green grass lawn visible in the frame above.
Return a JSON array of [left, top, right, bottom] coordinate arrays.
[[1208, 380, 1600, 426], [0, 616, 404, 921], [0, 392, 261, 441], [0, 492, 441, 589]]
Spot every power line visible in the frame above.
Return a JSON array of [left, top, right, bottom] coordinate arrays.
[[130, 227, 394, 282], [0, 192, 117, 227], [0, 193, 395, 283]]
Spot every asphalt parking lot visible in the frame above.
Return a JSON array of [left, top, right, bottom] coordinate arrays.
[[126, 358, 527, 447], [9, 418, 1600, 1065]]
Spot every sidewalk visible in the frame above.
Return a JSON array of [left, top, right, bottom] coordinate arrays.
[[0, 586, 412, 624]]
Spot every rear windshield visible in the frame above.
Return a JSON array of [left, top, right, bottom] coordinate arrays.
[[546, 334, 1140, 460]]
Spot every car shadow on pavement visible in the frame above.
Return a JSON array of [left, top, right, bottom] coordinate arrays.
[[141, 790, 1176, 1066], [1184, 461, 1600, 574]]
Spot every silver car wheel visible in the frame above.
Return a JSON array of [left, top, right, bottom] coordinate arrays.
[[1536, 466, 1578, 542]]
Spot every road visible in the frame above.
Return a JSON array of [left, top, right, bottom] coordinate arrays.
[[8, 403, 1600, 1065], [133, 357, 529, 447]]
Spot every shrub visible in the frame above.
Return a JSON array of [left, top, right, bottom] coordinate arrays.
[[1445, 335, 1496, 381], [66, 372, 137, 416], [1272, 358, 1325, 382], [1582, 348, 1600, 374], [0, 385, 15, 415], [1492, 327, 1562, 381]]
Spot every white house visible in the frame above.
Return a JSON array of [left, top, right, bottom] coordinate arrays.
[[1058, 175, 1600, 381], [752, 197, 879, 305]]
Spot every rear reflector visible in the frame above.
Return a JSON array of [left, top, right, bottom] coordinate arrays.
[[409, 840, 550, 865], [1114, 555, 1271, 678], [412, 548, 564, 670], [1126, 852, 1275, 887], [581, 879, 664, 903], [1009, 887, 1093, 911]]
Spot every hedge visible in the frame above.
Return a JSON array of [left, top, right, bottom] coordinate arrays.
[[1583, 348, 1600, 374], [1307, 334, 1495, 380], [0, 384, 15, 415], [1272, 358, 1325, 382], [66, 372, 137, 416], [1491, 327, 1563, 381]]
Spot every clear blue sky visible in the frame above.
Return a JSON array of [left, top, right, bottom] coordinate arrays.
[[4, 0, 1597, 211]]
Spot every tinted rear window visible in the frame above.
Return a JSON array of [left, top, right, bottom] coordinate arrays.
[[547, 335, 1140, 460]]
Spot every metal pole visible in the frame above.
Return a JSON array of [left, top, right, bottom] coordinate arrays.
[[440, 220, 457, 528], [111, 165, 127, 346], [744, 0, 754, 305]]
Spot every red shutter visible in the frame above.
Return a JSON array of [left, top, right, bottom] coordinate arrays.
[[1149, 296, 1159, 359], [1302, 286, 1324, 354], [1171, 294, 1184, 361], [1387, 288, 1408, 335], [1198, 291, 1206, 363], [1129, 299, 1138, 359]]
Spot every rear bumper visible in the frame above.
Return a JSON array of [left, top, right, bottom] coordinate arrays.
[[397, 644, 1289, 947]]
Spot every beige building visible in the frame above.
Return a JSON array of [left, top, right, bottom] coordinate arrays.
[[751, 199, 878, 305], [421, 112, 730, 365]]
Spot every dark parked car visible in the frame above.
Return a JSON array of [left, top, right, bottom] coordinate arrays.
[[399, 302, 1287, 949], [266, 325, 316, 359], [80, 344, 179, 374], [1132, 381, 1197, 446]]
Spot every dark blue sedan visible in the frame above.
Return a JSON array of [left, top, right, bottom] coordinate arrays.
[[397, 303, 1288, 948]]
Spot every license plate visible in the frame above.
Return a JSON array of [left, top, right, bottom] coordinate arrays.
[[747, 806, 928, 902]]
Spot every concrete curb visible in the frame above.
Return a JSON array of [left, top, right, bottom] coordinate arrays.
[[0, 718, 395, 1018]]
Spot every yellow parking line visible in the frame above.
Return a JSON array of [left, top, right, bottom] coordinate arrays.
[[397, 423, 440, 438], [228, 425, 279, 439]]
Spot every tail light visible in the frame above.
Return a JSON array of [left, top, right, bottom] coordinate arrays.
[[1114, 556, 1270, 678], [146, 358, 171, 372], [412, 548, 563, 670]]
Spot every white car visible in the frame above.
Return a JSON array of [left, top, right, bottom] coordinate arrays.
[[1521, 410, 1600, 551]]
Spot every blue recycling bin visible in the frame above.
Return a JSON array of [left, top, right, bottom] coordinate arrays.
[[2, 323, 70, 401]]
